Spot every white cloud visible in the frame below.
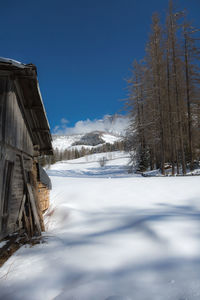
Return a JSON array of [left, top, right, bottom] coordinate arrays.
[[61, 118, 69, 124], [53, 114, 130, 136]]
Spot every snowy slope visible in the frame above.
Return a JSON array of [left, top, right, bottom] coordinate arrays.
[[52, 134, 83, 150], [1, 152, 200, 300], [52, 132, 122, 151]]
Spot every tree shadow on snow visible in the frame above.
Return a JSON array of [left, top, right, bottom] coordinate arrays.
[[1, 204, 200, 300], [47, 165, 139, 178]]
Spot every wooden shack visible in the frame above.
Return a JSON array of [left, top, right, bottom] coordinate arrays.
[[0, 57, 53, 241]]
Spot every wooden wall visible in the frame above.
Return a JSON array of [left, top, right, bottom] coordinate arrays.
[[0, 72, 52, 240], [8, 155, 33, 233], [0, 76, 35, 239], [0, 77, 33, 155]]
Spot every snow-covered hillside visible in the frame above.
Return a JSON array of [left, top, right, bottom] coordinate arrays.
[[1, 152, 200, 300], [52, 131, 122, 152], [52, 114, 128, 152]]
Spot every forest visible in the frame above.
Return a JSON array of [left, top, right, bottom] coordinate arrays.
[[126, 0, 200, 175], [39, 140, 126, 166]]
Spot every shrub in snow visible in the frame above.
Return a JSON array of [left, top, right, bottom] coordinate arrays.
[[99, 156, 108, 167], [192, 160, 200, 169]]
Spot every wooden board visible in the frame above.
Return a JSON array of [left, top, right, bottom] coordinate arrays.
[[27, 183, 41, 235]]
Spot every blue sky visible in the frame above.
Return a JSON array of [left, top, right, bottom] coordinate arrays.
[[1, 0, 200, 131]]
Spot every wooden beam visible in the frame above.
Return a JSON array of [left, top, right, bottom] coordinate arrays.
[[19, 155, 41, 235], [32, 128, 49, 132], [17, 194, 26, 228], [24, 105, 43, 111]]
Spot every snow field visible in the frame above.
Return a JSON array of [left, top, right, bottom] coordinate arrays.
[[0, 152, 200, 300]]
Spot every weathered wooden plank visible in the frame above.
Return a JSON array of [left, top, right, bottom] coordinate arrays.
[[27, 183, 41, 235], [8, 155, 24, 229], [17, 194, 26, 228]]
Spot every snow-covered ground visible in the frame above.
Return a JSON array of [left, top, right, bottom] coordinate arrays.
[[1, 152, 200, 300]]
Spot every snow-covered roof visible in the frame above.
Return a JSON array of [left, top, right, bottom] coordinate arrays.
[[38, 165, 52, 189], [0, 57, 26, 69]]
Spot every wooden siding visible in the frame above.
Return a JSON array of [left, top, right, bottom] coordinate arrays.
[[0, 77, 33, 156], [0, 77, 8, 143], [0, 153, 33, 236], [7, 155, 24, 232]]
